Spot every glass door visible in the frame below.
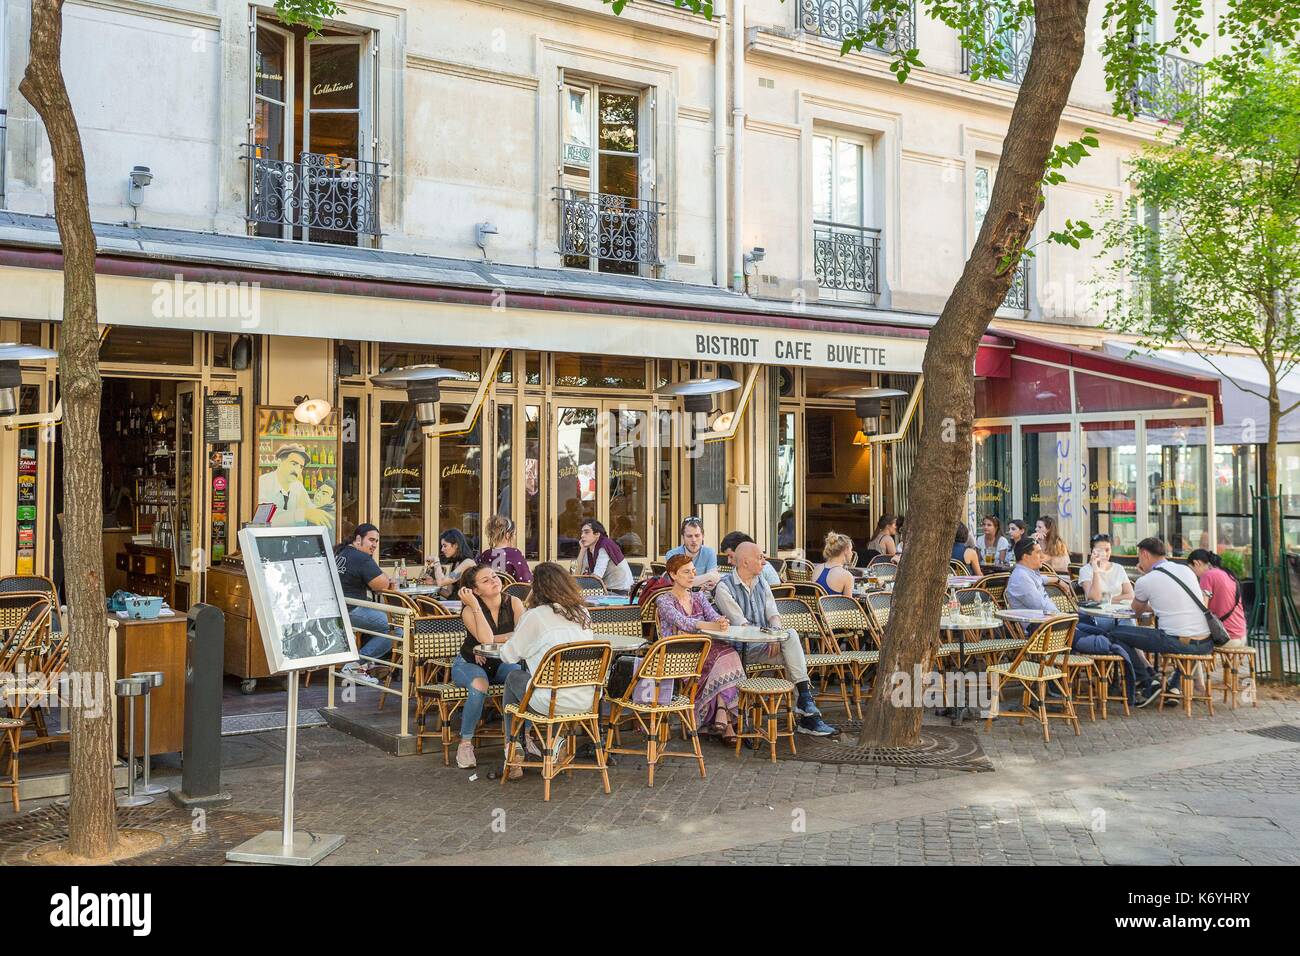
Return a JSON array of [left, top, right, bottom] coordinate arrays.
[[551, 401, 654, 561], [375, 392, 427, 563], [175, 383, 200, 594], [303, 36, 367, 243], [252, 21, 295, 240]]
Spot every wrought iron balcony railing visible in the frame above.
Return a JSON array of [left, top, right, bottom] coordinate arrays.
[[1002, 258, 1029, 312], [1130, 51, 1204, 123], [962, 11, 1035, 85], [800, 0, 917, 54], [814, 220, 881, 295], [554, 188, 665, 270], [243, 146, 384, 242]]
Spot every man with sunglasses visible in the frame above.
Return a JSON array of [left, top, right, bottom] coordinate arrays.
[[666, 516, 722, 589]]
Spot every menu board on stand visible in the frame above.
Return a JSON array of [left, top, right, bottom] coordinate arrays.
[[16, 448, 38, 574], [254, 406, 340, 542]]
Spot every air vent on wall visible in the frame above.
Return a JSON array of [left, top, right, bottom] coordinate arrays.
[[677, 254, 696, 264]]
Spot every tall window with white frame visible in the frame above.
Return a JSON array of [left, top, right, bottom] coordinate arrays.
[[557, 81, 661, 274], [812, 131, 880, 299], [974, 162, 1030, 313], [248, 14, 382, 245]]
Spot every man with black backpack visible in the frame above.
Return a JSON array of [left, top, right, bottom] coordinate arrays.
[[1109, 537, 1215, 707]]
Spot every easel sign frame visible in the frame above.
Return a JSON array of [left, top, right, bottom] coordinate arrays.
[[237, 525, 357, 675]]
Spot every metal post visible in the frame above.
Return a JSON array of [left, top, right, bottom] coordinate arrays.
[[132, 671, 168, 795], [115, 677, 152, 808], [283, 670, 298, 851]]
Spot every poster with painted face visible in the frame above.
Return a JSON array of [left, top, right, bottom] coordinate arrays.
[[255, 407, 339, 541]]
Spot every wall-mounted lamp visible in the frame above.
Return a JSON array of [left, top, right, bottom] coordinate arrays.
[[742, 246, 766, 277], [0, 343, 58, 416], [371, 365, 471, 428], [293, 395, 332, 426], [231, 334, 253, 371], [475, 222, 499, 258], [127, 165, 153, 223]]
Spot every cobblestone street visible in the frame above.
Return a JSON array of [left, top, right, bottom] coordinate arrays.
[[83, 691, 1300, 866]]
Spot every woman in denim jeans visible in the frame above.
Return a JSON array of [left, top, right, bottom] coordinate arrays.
[[452, 564, 525, 769]]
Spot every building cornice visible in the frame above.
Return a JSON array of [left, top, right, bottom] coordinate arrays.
[[406, 54, 540, 91], [66, 0, 221, 30]]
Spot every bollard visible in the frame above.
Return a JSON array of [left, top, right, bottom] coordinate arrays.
[[115, 677, 153, 808], [130, 671, 168, 795], [172, 604, 231, 808]]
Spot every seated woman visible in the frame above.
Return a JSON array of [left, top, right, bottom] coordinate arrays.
[[867, 515, 898, 558], [1075, 533, 1134, 642], [477, 514, 532, 583], [978, 515, 1011, 567], [499, 563, 598, 779], [813, 531, 857, 597], [1035, 516, 1071, 574], [951, 523, 983, 576], [575, 519, 634, 594], [431, 529, 476, 598], [653, 553, 742, 742], [452, 564, 526, 769]]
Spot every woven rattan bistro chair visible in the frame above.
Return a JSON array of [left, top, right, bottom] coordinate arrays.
[[0, 599, 59, 752], [783, 558, 814, 583], [866, 554, 895, 567], [501, 641, 613, 801], [974, 572, 1009, 608], [605, 636, 711, 786], [495, 571, 517, 588], [949, 588, 1028, 669], [0, 716, 22, 812], [410, 616, 506, 764], [573, 575, 607, 597], [649, 562, 668, 577], [867, 562, 898, 584], [0, 575, 62, 632], [860, 591, 893, 649], [817, 595, 879, 719], [985, 614, 1080, 742], [765, 557, 786, 577], [503, 582, 531, 603], [768, 584, 796, 600], [1043, 579, 1103, 720], [587, 604, 645, 641], [1158, 650, 1217, 717], [774, 597, 851, 715]]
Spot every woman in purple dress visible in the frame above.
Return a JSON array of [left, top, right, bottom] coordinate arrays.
[[654, 553, 744, 743]]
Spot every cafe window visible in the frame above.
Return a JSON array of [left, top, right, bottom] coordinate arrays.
[[1022, 421, 1075, 551], [377, 399, 424, 562], [340, 395, 362, 537], [1082, 420, 1139, 555], [553, 354, 647, 390], [100, 328, 196, 366], [524, 404, 542, 559], [1214, 443, 1254, 574], [776, 411, 798, 551], [972, 424, 1013, 524], [378, 343, 481, 380], [1147, 418, 1209, 557], [438, 402, 482, 553]]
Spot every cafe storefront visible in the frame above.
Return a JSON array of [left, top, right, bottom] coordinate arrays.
[[970, 335, 1223, 561]]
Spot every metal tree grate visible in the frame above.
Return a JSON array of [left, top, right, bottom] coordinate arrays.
[[1246, 724, 1300, 743], [0, 805, 277, 866], [777, 722, 994, 772]]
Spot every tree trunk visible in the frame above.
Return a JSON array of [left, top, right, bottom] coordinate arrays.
[[1265, 391, 1284, 679], [860, 0, 1091, 747], [19, 0, 117, 859]]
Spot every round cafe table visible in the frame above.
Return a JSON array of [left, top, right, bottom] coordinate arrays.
[[938, 614, 1002, 725], [476, 633, 648, 659], [1082, 603, 1137, 620], [720, 624, 789, 668]]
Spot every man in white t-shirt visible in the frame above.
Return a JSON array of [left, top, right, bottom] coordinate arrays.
[[1109, 537, 1212, 706]]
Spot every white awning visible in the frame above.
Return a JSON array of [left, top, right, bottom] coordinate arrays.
[[1103, 342, 1300, 443]]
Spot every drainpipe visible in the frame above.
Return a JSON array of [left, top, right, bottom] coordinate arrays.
[[731, 0, 745, 291], [713, 0, 729, 288]]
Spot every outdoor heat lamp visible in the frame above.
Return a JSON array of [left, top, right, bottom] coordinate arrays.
[[656, 377, 741, 428], [370, 365, 471, 428], [0, 343, 58, 416], [293, 395, 332, 426], [827, 385, 909, 440]]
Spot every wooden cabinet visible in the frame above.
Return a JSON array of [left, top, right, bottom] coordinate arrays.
[[124, 543, 175, 606], [113, 614, 187, 755], [207, 565, 272, 683]]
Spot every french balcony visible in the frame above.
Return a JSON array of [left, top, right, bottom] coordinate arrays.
[[243, 146, 384, 245], [800, 0, 917, 54], [962, 12, 1035, 85], [1130, 52, 1205, 123], [554, 187, 665, 273], [813, 220, 881, 296], [1002, 258, 1029, 312]]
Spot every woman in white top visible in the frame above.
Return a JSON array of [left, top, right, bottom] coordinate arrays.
[[979, 515, 1012, 566], [575, 520, 634, 593], [1078, 534, 1134, 605], [499, 563, 599, 779]]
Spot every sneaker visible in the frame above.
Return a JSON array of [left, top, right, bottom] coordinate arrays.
[[456, 740, 477, 769], [796, 715, 836, 736], [340, 662, 377, 684], [794, 693, 822, 718], [1164, 685, 1182, 698], [523, 731, 543, 759], [549, 734, 567, 760], [1135, 684, 1162, 708], [504, 744, 524, 780]]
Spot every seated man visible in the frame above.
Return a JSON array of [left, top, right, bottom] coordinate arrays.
[[1109, 537, 1212, 706], [665, 517, 722, 589], [334, 523, 401, 680], [719, 531, 782, 586], [1006, 537, 1136, 707], [712, 542, 837, 736]]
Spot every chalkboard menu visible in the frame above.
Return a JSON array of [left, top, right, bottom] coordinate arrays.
[[694, 440, 726, 505], [806, 412, 836, 477], [205, 393, 242, 443]]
